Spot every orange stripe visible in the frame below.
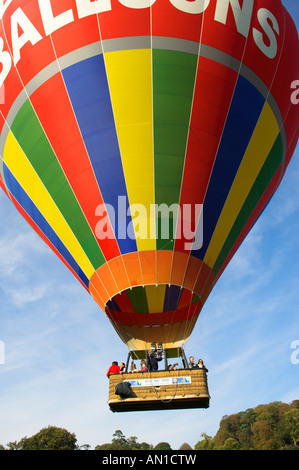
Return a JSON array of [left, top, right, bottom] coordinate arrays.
[[183, 257, 203, 291], [105, 256, 129, 293], [157, 250, 173, 284], [170, 252, 189, 287], [89, 277, 107, 311], [89, 250, 214, 311], [122, 252, 143, 287], [139, 251, 156, 284], [194, 263, 213, 296]]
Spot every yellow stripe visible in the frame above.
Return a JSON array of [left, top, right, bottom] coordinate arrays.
[[104, 49, 155, 251], [4, 132, 95, 279], [204, 102, 279, 268], [145, 284, 166, 313]]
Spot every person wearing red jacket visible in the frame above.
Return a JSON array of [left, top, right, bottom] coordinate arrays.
[[106, 361, 121, 377]]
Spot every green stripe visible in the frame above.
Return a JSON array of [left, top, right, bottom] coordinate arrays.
[[126, 286, 149, 314], [191, 292, 201, 304], [213, 134, 284, 276], [153, 50, 197, 250], [11, 100, 105, 269]]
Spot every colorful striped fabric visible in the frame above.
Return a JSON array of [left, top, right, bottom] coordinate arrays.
[[0, 1, 298, 349]]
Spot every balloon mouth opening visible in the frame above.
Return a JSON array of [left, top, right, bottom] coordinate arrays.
[[89, 250, 214, 348], [103, 284, 202, 350], [104, 284, 202, 325]]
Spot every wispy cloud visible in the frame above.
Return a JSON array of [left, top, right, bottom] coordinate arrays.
[[7, 285, 48, 308]]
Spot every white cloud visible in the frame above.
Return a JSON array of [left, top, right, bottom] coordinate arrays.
[[6, 284, 48, 308]]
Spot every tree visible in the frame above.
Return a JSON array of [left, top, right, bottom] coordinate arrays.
[[211, 401, 299, 450], [127, 436, 139, 450], [111, 430, 128, 450], [213, 413, 240, 448], [251, 420, 280, 450], [194, 433, 214, 450], [221, 438, 240, 450], [97, 430, 153, 451], [20, 426, 78, 450], [154, 442, 172, 450], [284, 408, 299, 446], [6, 441, 22, 450], [238, 408, 257, 449], [291, 400, 299, 410], [95, 443, 113, 450], [179, 442, 193, 450], [255, 402, 281, 432], [79, 444, 91, 450], [138, 442, 153, 450]]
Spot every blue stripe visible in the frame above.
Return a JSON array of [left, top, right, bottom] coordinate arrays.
[[62, 55, 137, 254], [106, 298, 121, 311], [3, 164, 89, 289], [163, 284, 182, 312], [192, 75, 265, 260]]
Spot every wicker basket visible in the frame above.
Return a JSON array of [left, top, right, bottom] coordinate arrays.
[[108, 368, 210, 412]]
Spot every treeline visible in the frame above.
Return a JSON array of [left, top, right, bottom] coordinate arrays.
[[195, 400, 299, 450], [0, 401, 298, 450], [0, 428, 175, 451]]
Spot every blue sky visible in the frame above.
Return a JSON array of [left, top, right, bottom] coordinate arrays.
[[0, 0, 298, 450]]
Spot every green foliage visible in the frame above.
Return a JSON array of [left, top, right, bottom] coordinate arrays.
[[207, 400, 299, 450], [94, 443, 113, 450], [95, 430, 154, 451], [284, 408, 299, 446], [179, 442, 192, 450], [194, 433, 214, 450], [18, 426, 77, 450], [221, 438, 240, 450], [154, 442, 172, 450]]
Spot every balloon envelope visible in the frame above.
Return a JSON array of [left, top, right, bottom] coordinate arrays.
[[0, 0, 298, 349]]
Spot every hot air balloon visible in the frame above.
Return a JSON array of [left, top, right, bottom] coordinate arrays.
[[0, 1, 298, 410]]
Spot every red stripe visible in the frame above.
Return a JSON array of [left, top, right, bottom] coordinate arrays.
[[0, 176, 9, 197], [100, 0, 151, 40], [177, 289, 192, 309], [2, 0, 56, 87], [243, 1, 282, 94], [113, 291, 135, 313], [0, 66, 24, 135], [50, 6, 101, 57], [106, 303, 201, 327], [151, 0, 203, 43], [175, 58, 238, 253]]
